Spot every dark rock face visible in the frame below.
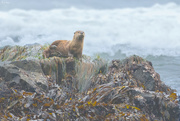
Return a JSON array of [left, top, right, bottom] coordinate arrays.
[[0, 46, 179, 121], [109, 56, 175, 94], [11, 60, 43, 73], [0, 60, 48, 92]]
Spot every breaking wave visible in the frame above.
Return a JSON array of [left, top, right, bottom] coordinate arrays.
[[0, 2, 180, 57]]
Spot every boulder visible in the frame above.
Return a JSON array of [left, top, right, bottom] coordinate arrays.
[[0, 60, 48, 92]]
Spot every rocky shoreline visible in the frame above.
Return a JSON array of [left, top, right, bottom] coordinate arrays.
[[0, 44, 179, 120]]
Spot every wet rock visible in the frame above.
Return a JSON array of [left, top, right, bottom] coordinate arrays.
[[0, 60, 48, 92], [114, 55, 175, 94], [0, 46, 179, 121], [87, 82, 179, 120]]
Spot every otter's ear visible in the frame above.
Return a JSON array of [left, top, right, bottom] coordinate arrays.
[[50, 45, 57, 49]]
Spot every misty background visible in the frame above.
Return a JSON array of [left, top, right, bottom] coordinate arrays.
[[0, 0, 180, 93], [0, 0, 180, 10]]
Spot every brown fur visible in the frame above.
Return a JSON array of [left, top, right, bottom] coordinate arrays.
[[43, 30, 85, 59]]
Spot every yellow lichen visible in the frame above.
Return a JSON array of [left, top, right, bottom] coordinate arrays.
[[169, 93, 177, 100]]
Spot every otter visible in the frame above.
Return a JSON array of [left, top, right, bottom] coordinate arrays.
[[43, 30, 85, 59]]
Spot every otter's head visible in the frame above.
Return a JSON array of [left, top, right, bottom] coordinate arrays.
[[73, 30, 85, 41]]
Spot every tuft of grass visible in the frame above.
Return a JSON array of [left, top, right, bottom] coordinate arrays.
[[41, 44, 50, 51], [95, 54, 101, 61], [75, 57, 108, 92]]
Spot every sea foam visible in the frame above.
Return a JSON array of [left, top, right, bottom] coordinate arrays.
[[0, 3, 180, 57]]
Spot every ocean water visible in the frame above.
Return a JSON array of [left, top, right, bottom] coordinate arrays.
[[0, 3, 180, 93]]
